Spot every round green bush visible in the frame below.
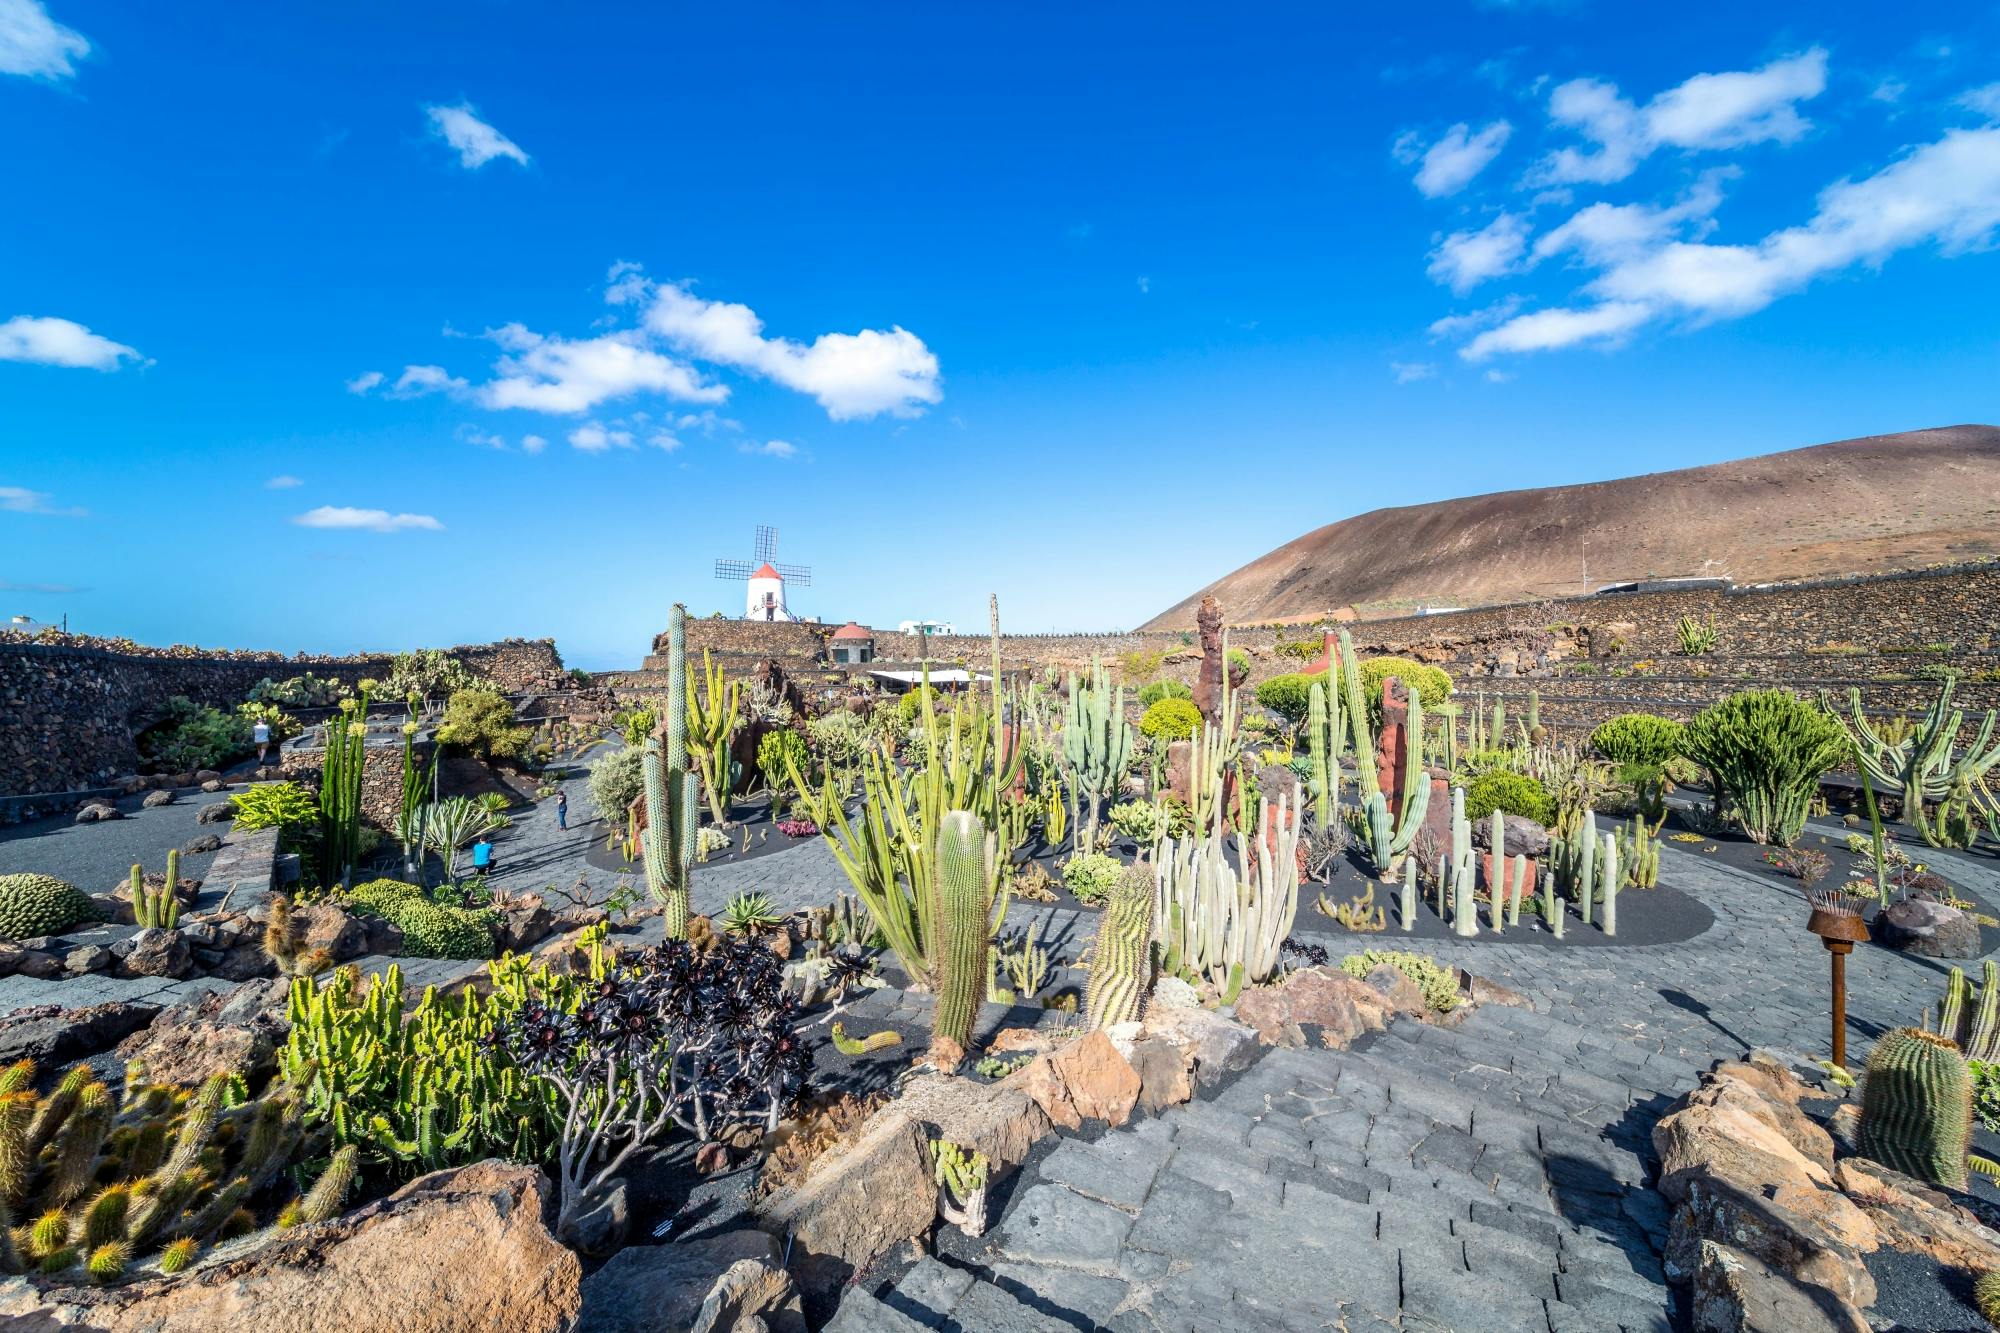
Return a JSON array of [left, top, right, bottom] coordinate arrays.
[[1463, 772, 1556, 827], [1139, 697, 1203, 742], [347, 878, 495, 960], [0, 873, 100, 940], [1062, 852, 1124, 904], [1357, 657, 1453, 718], [1254, 672, 1323, 724], [1136, 679, 1192, 709], [1590, 713, 1686, 768], [896, 686, 946, 724]]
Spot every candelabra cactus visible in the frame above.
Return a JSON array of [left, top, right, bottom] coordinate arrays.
[[1859, 1028, 1974, 1188], [1305, 676, 1344, 831], [1341, 630, 1430, 876], [1063, 657, 1134, 849], [642, 604, 701, 937], [1932, 961, 2000, 1060], [1827, 681, 2000, 849], [1446, 786, 1477, 938], [1085, 862, 1154, 1030], [1154, 793, 1301, 992], [687, 649, 743, 827], [320, 685, 371, 888], [929, 811, 997, 1068]]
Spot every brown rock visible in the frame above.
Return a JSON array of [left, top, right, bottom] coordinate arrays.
[[1048, 1030, 1141, 1127], [1878, 897, 1982, 958], [1691, 1239, 1869, 1333], [0, 1161, 580, 1332], [120, 927, 194, 979], [1363, 962, 1426, 1016], [998, 1052, 1081, 1131], [74, 801, 121, 823], [986, 1026, 1061, 1055], [1466, 974, 1533, 1011], [580, 1231, 804, 1333], [297, 902, 370, 962], [1140, 1004, 1260, 1087], [63, 945, 114, 975], [1665, 1177, 1876, 1310], [1232, 985, 1303, 1048], [755, 1115, 934, 1276], [894, 1074, 1052, 1171], [142, 790, 176, 809], [1282, 968, 1374, 1047], [1654, 1071, 1844, 1205], [1123, 1037, 1195, 1113], [117, 987, 279, 1086], [1839, 1158, 2000, 1271], [13, 949, 62, 979]]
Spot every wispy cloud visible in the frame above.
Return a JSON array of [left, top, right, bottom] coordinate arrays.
[[1965, 83, 2000, 121], [1391, 361, 1439, 384], [1398, 121, 1513, 198], [265, 475, 304, 490], [424, 102, 530, 169], [1427, 213, 1532, 292], [481, 325, 721, 415], [0, 578, 80, 593], [0, 0, 90, 81], [292, 506, 443, 533], [738, 439, 799, 459], [1462, 301, 1654, 360], [521, 434, 547, 455], [0, 486, 86, 517], [0, 315, 142, 370], [567, 422, 634, 453], [345, 370, 385, 395]]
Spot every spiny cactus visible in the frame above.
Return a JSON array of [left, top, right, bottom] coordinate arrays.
[[132, 852, 181, 930], [1446, 786, 1477, 938], [320, 686, 372, 888], [1085, 862, 1154, 1031], [1305, 676, 1344, 832], [830, 1023, 902, 1055], [295, 1145, 358, 1227], [1859, 1027, 1972, 1188], [1342, 630, 1431, 875], [1827, 679, 2000, 849], [642, 608, 702, 938], [1930, 961, 2000, 1061], [1063, 657, 1135, 850], [0, 874, 100, 941], [1616, 814, 1660, 889], [1154, 793, 1301, 993], [1399, 858, 1417, 933], [928, 811, 996, 1068], [261, 893, 333, 978], [0, 1062, 320, 1282]]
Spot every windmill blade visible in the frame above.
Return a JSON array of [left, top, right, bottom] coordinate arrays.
[[754, 525, 778, 563], [775, 563, 813, 586], [714, 559, 756, 580]]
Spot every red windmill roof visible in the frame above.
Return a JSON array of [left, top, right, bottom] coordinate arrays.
[[832, 621, 872, 639], [751, 563, 782, 580]]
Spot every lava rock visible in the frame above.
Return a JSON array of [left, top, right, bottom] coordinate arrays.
[[74, 801, 122, 824], [196, 802, 236, 825], [0, 1000, 160, 1063], [121, 926, 195, 979], [142, 789, 176, 809], [1471, 815, 1552, 858], [1878, 898, 1982, 959], [183, 833, 224, 854]]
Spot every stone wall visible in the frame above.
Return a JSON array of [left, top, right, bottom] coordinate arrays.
[[0, 635, 572, 800]]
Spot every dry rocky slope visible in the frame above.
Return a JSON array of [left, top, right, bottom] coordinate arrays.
[[1143, 424, 2000, 630]]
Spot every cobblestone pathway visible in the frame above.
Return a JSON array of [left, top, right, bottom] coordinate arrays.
[[822, 839, 1994, 1332]]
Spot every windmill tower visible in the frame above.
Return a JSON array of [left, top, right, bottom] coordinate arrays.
[[715, 525, 813, 622]]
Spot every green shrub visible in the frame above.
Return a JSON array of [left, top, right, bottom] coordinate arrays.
[[1140, 697, 1203, 742], [756, 728, 810, 784], [1463, 772, 1556, 827], [1589, 713, 1686, 768], [137, 695, 251, 770], [896, 686, 946, 724], [1683, 690, 1848, 847], [383, 648, 479, 702], [347, 879, 495, 959], [1357, 658, 1452, 721], [1226, 648, 1251, 677], [1254, 672, 1322, 725], [1136, 679, 1192, 709], [1062, 853, 1124, 904], [1118, 648, 1164, 684], [436, 688, 531, 761], [248, 673, 351, 707], [611, 706, 656, 747], [230, 781, 320, 832], [586, 748, 644, 828], [235, 700, 301, 742], [1106, 800, 1165, 843], [0, 873, 100, 939], [1339, 950, 1458, 1012]]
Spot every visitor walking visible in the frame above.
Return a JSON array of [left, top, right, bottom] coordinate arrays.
[[556, 790, 569, 831], [252, 717, 272, 765]]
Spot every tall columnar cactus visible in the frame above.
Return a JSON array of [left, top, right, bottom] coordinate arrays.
[[642, 605, 701, 937], [1341, 630, 1430, 875], [319, 684, 372, 888], [1446, 786, 1478, 938], [1399, 858, 1417, 933], [1542, 861, 1564, 938], [1616, 814, 1660, 888], [1063, 657, 1134, 849], [1827, 680, 2000, 849], [686, 649, 743, 827], [1526, 689, 1541, 741], [1305, 677, 1344, 831], [1086, 862, 1155, 1030], [1859, 1028, 1973, 1188], [1488, 809, 1508, 933], [1930, 961, 2000, 1061], [930, 811, 997, 1067], [131, 855, 179, 930], [1599, 831, 1621, 936]]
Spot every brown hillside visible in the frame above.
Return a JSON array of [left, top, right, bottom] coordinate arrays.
[[1142, 426, 2000, 630]]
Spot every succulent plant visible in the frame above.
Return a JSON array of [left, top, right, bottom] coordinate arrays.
[[0, 874, 100, 941]]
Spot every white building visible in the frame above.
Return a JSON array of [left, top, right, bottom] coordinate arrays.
[[745, 564, 798, 622], [897, 618, 956, 636]]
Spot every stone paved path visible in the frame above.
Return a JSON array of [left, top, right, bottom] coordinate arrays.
[[821, 837, 1996, 1331]]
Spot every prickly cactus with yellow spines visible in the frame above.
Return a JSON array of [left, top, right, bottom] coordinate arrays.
[[1085, 861, 1154, 1031], [1859, 1027, 1973, 1188]]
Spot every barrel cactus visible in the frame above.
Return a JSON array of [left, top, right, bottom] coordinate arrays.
[[0, 874, 100, 940], [1859, 1027, 1972, 1188]]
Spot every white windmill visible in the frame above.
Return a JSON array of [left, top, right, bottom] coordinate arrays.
[[714, 525, 814, 622]]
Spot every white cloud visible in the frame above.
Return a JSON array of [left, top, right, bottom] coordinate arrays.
[[264, 475, 303, 489], [345, 370, 385, 395], [738, 439, 799, 459], [0, 315, 141, 370], [1965, 84, 2000, 121], [635, 276, 942, 420], [424, 102, 529, 169], [1402, 121, 1513, 197], [1391, 361, 1439, 384], [1531, 172, 1730, 268], [1462, 301, 1654, 360], [1425, 297, 1523, 340], [389, 364, 468, 399], [1136, 275, 1152, 294], [520, 434, 547, 455], [292, 506, 443, 533], [0, 485, 85, 516], [1484, 369, 1513, 383], [0, 0, 89, 80], [458, 426, 507, 450], [1534, 48, 1827, 185], [567, 422, 634, 453], [1871, 79, 1907, 106], [1427, 213, 1531, 291], [645, 430, 681, 452], [480, 325, 723, 415]]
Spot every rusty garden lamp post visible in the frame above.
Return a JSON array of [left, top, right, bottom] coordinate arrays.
[[1806, 888, 1872, 1069]]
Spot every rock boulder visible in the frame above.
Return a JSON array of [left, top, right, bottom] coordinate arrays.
[[1877, 897, 1982, 958]]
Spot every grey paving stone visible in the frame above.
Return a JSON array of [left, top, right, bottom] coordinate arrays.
[[823, 1289, 935, 1333], [991, 1183, 1135, 1274], [890, 1257, 975, 1326], [944, 1279, 1077, 1332], [1037, 1135, 1171, 1213], [1123, 1171, 1234, 1256], [990, 1262, 1132, 1326], [1399, 1253, 1558, 1333]]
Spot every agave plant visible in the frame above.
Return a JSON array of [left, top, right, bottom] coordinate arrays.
[[721, 891, 784, 937], [421, 796, 510, 882]]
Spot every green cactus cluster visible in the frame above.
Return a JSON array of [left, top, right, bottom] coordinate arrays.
[[0, 874, 101, 941], [1551, 812, 1621, 934], [1305, 676, 1345, 832], [1615, 814, 1660, 889], [0, 1060, 342, 1283], [688, 648, 744, 828], [1155, 792, 1301, 994], [131, 852, 181, 930], [319, 684, 372, 887], [279, 963, 565, 1183], [1827, 679, 2000, 849], [1858, 1027, 1973, 1188], [1339, 950, 1459, 1013], [1062, 657, 1135, 849], [1930, 960, 2000, 1061], [1085, 861, 1155, 1030], [1340, 630, 1431, 876]]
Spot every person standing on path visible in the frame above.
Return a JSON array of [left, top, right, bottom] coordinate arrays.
[[252, 717, 272, 765], [556, 789, 568, 831]]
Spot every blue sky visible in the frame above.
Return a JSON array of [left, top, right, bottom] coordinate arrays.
[[4, 2, 1998, 669]]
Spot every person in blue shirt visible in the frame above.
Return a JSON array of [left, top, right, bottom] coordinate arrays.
[[470, 839, 494, 876]]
